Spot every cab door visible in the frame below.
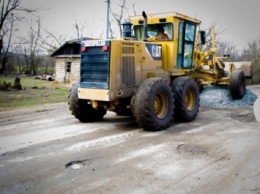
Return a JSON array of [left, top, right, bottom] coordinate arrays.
[[177, 22, 196, 69]]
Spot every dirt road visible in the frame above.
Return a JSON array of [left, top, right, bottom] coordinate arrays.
[[0, 86, 260, 194]]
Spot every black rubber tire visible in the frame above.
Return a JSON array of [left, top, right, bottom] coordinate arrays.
[[68, 81, 106, 122], [172, 77, 200, 122], [133, 77, 174, 131], [230, 70, 246, 99]]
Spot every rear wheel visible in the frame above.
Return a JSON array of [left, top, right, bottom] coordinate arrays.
[[230, 70, 246, 99], [172, 77, 200, 122], [68, 81, 106, 122], [133, 77, 174, 131]]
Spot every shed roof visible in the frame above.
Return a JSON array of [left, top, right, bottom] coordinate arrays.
[[51, 37, 92, 57]]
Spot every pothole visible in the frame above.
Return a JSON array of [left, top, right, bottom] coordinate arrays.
[[177, 144, 208, 155], [65, 159, 92, 170], [231, 111, 256, 122]]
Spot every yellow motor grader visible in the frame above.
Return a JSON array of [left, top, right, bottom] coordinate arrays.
[[68, 11, 246, 131]]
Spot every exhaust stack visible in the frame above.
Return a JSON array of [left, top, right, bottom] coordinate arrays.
[[142, 11, 149, 39]]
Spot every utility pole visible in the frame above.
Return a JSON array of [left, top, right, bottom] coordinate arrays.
[[105, 0, 110, 39]]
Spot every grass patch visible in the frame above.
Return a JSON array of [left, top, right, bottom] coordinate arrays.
[[0, 76, 70, 111]]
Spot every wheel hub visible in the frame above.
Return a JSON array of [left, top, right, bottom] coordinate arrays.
[[154, 91, 168, 119], [185, 89, 195, 111]]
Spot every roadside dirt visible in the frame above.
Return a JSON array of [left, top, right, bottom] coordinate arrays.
[[0, 86, 259, 194]]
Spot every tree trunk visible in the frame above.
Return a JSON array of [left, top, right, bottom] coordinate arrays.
[[0, 38, 5, 74], [13, 77, 22, 90]]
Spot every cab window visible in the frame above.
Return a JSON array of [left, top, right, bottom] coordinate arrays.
[[133, 23, 173, 40], [177, 22, 196, 69]]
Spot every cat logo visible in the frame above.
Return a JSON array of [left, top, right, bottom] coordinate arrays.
[[145, 44, 162, 60], [152, 45, 161, 57]]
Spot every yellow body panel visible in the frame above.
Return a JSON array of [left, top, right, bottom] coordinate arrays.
[[78, 88, 115, 101]]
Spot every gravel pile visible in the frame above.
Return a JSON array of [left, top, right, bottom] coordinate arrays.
[[200, 86, 258, 107]]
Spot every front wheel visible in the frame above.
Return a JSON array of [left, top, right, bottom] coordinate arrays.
[[230, 70, 246, 99], [133, 77, 174, 131], [172, 77, 200, 122]]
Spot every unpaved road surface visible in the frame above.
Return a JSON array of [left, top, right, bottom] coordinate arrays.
[[0, 86, 260, 194]]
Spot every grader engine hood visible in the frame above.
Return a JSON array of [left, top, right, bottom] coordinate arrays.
[[80, 40, 111, 89]]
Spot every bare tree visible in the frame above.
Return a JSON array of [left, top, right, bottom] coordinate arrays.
[[0, 0, 38, 74], [16, 17, 59, 75], [9, 44, 24, 73], [1, 12, 14, 72], [110, 0, 127, 38], [201, 24, 228, 50], [38, 27, 66, 54], [19, 18, 42, 75], [131, 2, 137, 16], [72, 15, 87, 39], [241, 39, 260, 60], [241, 37, 260, 83], [217, 40, 239, 61]]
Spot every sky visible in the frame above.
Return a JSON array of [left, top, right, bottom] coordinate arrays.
[[19, 0, 260, 52]]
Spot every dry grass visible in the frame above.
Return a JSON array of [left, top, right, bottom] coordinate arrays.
[[0, 76, 71, 111]]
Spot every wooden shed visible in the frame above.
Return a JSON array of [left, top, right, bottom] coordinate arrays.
[[51, 38, 92, 83]]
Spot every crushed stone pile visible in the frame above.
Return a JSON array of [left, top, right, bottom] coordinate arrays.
[[200, 86, 258, 107]]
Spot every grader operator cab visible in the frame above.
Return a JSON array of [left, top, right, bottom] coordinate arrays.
[[69, 11, 246, 131]]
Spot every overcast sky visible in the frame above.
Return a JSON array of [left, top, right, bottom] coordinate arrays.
[[20, 0, 260, 51]]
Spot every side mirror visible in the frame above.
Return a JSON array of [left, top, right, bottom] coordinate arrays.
[[199, 31, 206, 45]]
